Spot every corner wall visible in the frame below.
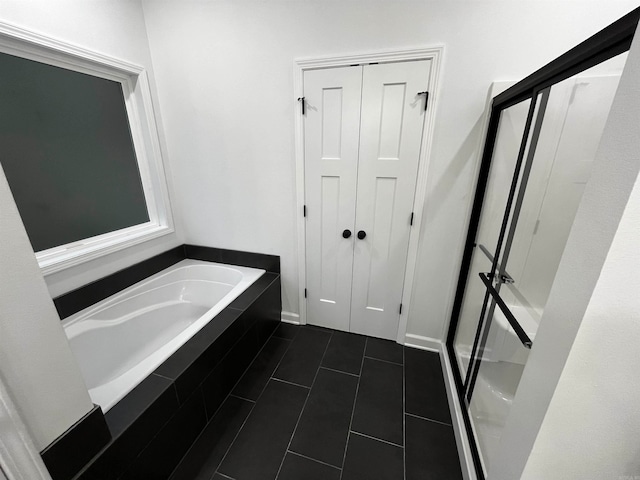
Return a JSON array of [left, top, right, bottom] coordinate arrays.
[[0, 0, 181, 451], [140, 0, 638, 340], [491, 21, 640, 480], [0, 0, 184, 298], [0, 164, 93, 451]]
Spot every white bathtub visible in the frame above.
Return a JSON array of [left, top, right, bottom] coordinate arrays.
[[63, 259, 265, 412]]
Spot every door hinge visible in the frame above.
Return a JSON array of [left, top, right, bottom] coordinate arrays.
[[304, 288, 307, 298], [410, 212, 414, 226], [298, 96, 305, 115], [303, 205, 307, 217], [417, 91, 429, 111], [399, 303, 403, 315]]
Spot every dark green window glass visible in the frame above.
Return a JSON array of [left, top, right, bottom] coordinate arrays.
[[0, 52, 149, 252]]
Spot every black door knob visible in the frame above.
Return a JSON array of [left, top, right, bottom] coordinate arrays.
[[342, 229, 352, 239], [357, 230, 366, 240]]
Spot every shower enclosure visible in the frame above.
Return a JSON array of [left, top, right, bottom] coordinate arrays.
[[446, 9, 640, 479]]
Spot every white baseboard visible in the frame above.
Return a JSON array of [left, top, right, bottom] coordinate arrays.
[[280, 311, 301, 325], [439, 342, 478, 480], [403, 333, 441, 352]]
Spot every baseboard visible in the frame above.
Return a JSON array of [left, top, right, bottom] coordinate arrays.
[[281, 311, 301, 325], [439, 343, 477, 480], [403, 333, 441, 352]]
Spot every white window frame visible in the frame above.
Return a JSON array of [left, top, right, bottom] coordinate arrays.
[[0, 21, 174, 275]]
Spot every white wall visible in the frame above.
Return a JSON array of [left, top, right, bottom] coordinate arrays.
[[0, 0, 184, 298], [491, 22, 640, 480], [0, 164, 93, 451], [141, 0, 638, 340], [0, 0, 181, 450]]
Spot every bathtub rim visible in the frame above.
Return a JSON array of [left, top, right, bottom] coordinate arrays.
[[62, 259, 266, 412]]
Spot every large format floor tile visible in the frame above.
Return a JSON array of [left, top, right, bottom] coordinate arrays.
[[218, 379, 308, 480], [365, 337, 404, 364], [169, 395, 253, 480], [277, 452, 341, 480], [273, 327, 331, 387], [289, 368, 358, 467], [164, 324, 463, 480], [351, 357, 404, 446], [342, 433, 404, 480], [321, 331, 366, 375], [232, 336, 291, 401], [405, 347, 452, 424], [405, 414, 463, 479]]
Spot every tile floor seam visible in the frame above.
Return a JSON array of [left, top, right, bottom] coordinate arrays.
[[404, 411, 452, 427], [319, 365, 360, 378], [270, 377, 311, 390], [274, 331, 334, 480], [286, 449, 342, 471], [251, 330, 297, 401], [213, 472, 235, 480], [349, 430, 404, 449], [403, 346, 407, 480], [339, 337, 367, 480], [213, 327, 291, 479], [228, 393, 256, 403], [363, 355, 404, 366]]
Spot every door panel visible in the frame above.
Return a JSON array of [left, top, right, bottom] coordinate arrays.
[[350, 60, 431, 339], [304, 66, 363, 331]]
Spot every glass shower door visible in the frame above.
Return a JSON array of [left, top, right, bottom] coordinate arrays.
[[452, 98, 531, 380], [463, 52, 627, 476]]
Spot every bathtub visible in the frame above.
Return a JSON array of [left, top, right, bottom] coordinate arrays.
[[63, 259, 265, 412]]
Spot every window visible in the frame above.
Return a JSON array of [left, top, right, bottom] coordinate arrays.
[[0, 22, 173, 274]]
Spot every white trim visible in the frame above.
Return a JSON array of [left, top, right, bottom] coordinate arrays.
[[403, 333, 441, 352], [0, 376, 52, 480], [281, 311, 301, 325], [293, 46, 445, 341], [0, 21, 174, 275], [439, 342, 478, 480]]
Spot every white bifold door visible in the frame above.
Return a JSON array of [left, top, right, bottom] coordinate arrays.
[[304, 60, 431, 340]]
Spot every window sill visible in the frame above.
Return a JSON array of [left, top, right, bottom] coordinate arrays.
[[38, 223, 174, 276]]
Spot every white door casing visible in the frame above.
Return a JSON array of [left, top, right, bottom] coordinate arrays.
[[303, 66, 363, 331], [293, 47, 444, 343], [349, 60, 431, 339], [303, 60, 432, 340]]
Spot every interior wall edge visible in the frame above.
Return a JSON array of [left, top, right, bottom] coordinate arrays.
[[489, 21, 640, 480]]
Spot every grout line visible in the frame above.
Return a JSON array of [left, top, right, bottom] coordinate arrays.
[[274, 331, 333, 480], [363, 355, 404, 366], [350, 430, 404, 449], [339, 338, 367, 479], [403, 345, 407, 480], [319, 366, 360, 378], [287, 449, 342, 471], [213, 324, 295, 478], [270, 377, 311, 390], [405, 411, 452, 427], [151, 372, 174, 381], [229, 394, 256, 403], [213, 401, 256, 479], [226, 306, 244, 312], [215, 472, 236, 480]]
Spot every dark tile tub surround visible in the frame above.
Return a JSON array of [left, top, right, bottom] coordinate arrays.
[[53, 244, 280, 320], [41, 246, 280, 480], [74, 273, 281, 480], [41, 405, 111, 480]]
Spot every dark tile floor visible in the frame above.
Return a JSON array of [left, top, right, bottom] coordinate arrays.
[[169, 324, 463, 480]]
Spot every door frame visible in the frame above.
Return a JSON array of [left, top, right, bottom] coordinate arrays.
[[293, 46, 444, 343]]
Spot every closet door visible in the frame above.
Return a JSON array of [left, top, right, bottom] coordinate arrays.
[[349, 60, 431, 339], [304, 66, 363, 331]]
